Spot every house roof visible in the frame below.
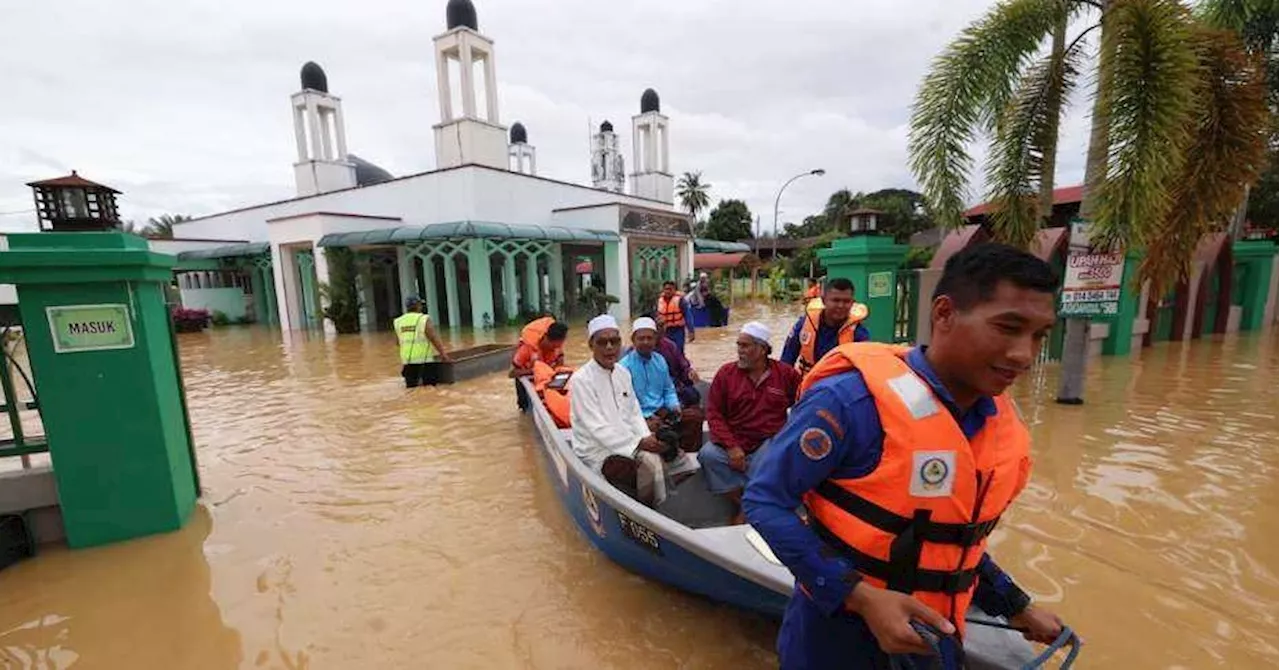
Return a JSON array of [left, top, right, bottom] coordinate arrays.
[[963, 185, 1084, 218], [694, 252, 748, 269], [694, 238, 751, 253], [316, 221, 619, 247], [25, 171, 121, 193], [177, 242, 271, 260]]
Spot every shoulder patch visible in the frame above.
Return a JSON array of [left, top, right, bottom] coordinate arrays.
[[799, 427, 834, 461], [815, 409, 845, 440]]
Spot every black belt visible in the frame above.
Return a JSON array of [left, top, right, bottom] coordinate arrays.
[[811, 517, 978, 595], [815, 481, 1001, 547]]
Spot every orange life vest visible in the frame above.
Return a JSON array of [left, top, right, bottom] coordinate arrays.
[[804, 285, 821, 300], [516, 317, 564, 368], [657, 293, 686, 329], [533, 360, 573, 429], [798, 343, 1032, 634], [796, 303, 870, 376]]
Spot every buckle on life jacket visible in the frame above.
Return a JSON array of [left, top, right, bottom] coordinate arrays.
[[815, 481, 1001, 547], [810, 517, 978, 595]]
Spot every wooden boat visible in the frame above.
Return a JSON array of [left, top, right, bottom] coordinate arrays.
[[518, 378, 1058, 668], [424, 343, 515, 384]]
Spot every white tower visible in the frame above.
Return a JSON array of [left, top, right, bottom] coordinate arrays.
[[508, 122, 536, 175], [433, 0, 507, 170], [291, 62, 356, 197], [629, 88, 673, 203], [591, 120, 625, 193]]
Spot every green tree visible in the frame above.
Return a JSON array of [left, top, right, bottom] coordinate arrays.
[[676, 172, 712, 220], [319, 247, 361, 334], [909, 0, 1270, 403], [144, 214, 192, 239], [703, 199, 754, 241], [858, 189, 934, 243]]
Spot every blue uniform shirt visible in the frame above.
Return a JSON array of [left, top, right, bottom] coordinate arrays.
[[619, 350, 680, 418], [743, 347, 1029, 670], [780, 314, 871, 368]]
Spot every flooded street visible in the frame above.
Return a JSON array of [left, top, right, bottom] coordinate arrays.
[[1, 302, 1275, 669]]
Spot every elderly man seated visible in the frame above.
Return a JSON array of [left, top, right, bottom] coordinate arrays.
[[620, 317, 705, 452], [569, 314, 687, 507], [698, 321, 801, 523]]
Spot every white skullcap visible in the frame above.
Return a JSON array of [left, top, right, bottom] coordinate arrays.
[[741, 321, 771, 347], [631, 316, 657, 334], [587, 314, 619, 339]]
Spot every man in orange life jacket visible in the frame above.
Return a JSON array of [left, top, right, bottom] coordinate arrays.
[[744, 244, 1067, 669], [781, 277, 870, 377], [656, 280, 696, 354], [510, 316, 569, 412]]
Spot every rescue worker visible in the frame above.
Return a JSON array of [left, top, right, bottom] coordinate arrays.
[[393, 295, 451, 388], [744, 243, 1067, 669], [781, 277, 870, 377], [656, 280, 696, 354], [510, 316, 570, 411], [802, 278, 822, 303], [531, 360, 573, 429]]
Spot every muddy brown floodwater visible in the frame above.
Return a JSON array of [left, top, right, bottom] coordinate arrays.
[[0, 302, 1275, 669]]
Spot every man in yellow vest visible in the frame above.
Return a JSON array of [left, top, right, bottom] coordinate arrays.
[[394, 295, 450, 388], [745, 244, 1067, 669]]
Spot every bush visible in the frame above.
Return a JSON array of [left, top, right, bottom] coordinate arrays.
[[172, 308, 210, 333], [630, 279, 664, 316], [319, 247, 361, 334], [210, 310, 230, 327], [578, 286, 619, 316]]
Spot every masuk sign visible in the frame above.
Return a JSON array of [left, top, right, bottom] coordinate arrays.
[[46, 304, 135, 353], [1060, 219, 1125, 320]]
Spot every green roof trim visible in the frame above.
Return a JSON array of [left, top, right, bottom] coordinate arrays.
[[176, 242, 270, 260], [694, 238, 751, 253], [317, 221, 621, 248]]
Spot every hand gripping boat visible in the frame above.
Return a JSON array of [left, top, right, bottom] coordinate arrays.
[[518, 378, 1079, 669]]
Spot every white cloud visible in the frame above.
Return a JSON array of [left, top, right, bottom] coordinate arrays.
[[0, 0, 1095, 231]]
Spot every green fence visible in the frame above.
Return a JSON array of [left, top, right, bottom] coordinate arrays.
[[893, 270, 919, 344], [0, 328, 47, 469]]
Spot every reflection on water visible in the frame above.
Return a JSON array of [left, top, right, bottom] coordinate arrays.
[[0, 303, 1274, 668]]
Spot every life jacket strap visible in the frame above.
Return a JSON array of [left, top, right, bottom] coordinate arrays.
[[810, 517, 978, 595], [815, 481, 1001, 546]]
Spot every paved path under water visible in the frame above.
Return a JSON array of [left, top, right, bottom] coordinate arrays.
[[0, 303, 1275, 668]]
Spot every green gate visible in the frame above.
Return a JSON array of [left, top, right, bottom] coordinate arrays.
[[893, 270, 918, 344]]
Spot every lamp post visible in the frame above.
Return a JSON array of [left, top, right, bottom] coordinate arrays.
[[772, 169, 825, 260]]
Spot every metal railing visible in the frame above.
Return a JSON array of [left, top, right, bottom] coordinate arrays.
[[893, 270, 919, 344], [0, 327, 47, 470]]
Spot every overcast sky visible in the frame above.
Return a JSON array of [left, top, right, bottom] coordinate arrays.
[[0, 0, 1094, 233]]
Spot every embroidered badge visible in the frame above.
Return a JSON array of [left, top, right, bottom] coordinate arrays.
[[800, 428, 833, 461], [910, 451, 956, 497]]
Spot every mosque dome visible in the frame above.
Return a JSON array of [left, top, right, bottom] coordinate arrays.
[[510, 122, 528, 144], [446, 0, 478, 30], [599, 120, 613, 133], [640, 88, 660, 113], [300, 61, 328, 93], [348, 154, 395, 186]]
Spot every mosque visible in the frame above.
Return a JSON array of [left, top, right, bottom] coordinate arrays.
[[156, 0, 744, 332]]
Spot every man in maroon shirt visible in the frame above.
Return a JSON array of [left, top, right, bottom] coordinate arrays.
[[698, 321, 801, 523]]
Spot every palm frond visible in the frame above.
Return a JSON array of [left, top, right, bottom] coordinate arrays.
[[1092, 0, 1200, 248], [909, 0, 1078, 229], [984, 29, 1085, 249], [1139, 26, 1271, 293]]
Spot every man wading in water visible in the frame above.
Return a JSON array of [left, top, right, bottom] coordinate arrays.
[[393, 295, 450, 388]]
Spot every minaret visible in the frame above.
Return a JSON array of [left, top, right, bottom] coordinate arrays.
[[291, 61, 357, 197], [629, 88, 673, 202], [591, 120, 625, 193], [433, 0, 508, 170], [508, 122, 536, 175]]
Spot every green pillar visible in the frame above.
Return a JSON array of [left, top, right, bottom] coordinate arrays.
[[604, 240, 624, 319], [466, 239, 494, 330], [296, 250, 318, 328], [249, 265, 269, 325], [523, 254, 541, 313], [0, 233, 198, 548], [1232, 240, 1277, 331], [1101, 251, 1143, 356], [260, 264, 279, 327], [502, 253, 519, 322], [443, 254, 461, 328], [420, 255, 441, 325], [549, 245, 565, 317], [816, 234, 907, 343]]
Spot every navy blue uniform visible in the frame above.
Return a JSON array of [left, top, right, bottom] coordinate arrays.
[[779, 315, 871, 368], [743, 347, 1031, 670]]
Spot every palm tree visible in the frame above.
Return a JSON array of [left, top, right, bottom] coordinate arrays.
[[118, 220, 144, 236], [144, 214, 192, 239], [676, 172, 712, 221], [910, 0, 1270, 403]]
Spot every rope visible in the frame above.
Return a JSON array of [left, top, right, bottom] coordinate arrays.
[[888, 619, 1081, 670]]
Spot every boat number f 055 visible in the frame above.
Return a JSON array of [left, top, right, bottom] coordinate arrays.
[[616, 510, 662, 555]]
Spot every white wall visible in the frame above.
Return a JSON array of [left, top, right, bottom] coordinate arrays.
[[179, 288, 248, 319], [148, 238, 247, 256], [549, 205, 619, 231], [173, 165, 677, 243]]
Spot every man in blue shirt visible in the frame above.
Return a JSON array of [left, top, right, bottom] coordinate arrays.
[[619, 317, 681, 423], [745, 244, 1068, 669], [781, 277, 871, 377]]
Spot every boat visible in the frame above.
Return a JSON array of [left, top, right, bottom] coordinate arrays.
[[518, 378, 1068, 669], [424, 343, 515, 384]]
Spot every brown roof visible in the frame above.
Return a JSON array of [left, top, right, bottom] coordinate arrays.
[[848, 207, 885, 216], [964, 185, 1084, 218], [25, 171, 120, 193], [694, 252, 748, 269], [929, 225, 988, 269], [1031, 227, 1069, 261]]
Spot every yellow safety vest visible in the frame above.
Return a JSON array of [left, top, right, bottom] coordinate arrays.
[[394, 312, 436, 364]]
